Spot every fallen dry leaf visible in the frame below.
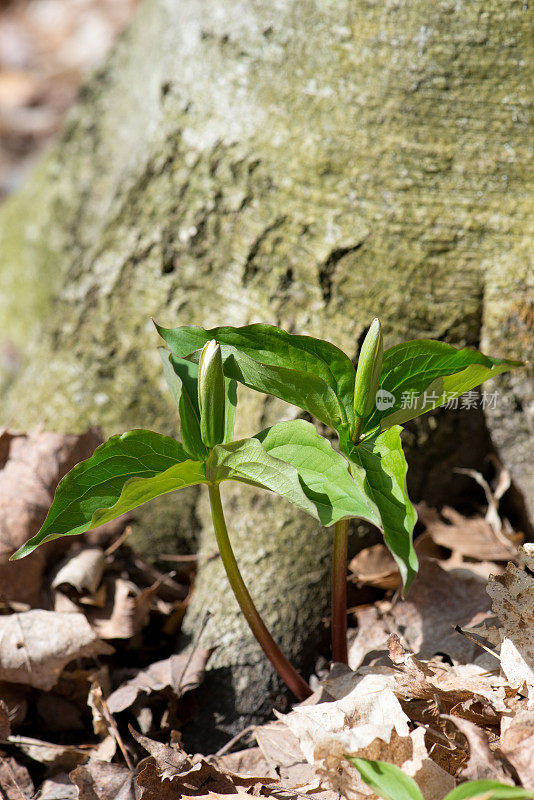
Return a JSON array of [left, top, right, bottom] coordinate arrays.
[[500, 709, 534, 791], [0, 609, 113, 690], [36, 772, 78, 799], [0, 428, 102, 605], [70, 761, 135, 800], [349, 544, 401, 590], [132, 728, 273, 800], [0, 755, 34, 799], [387, 634, 507, 726], [419, 504, 517, 562], [487, 556, 534, 700], [391, 558, 493, 663], [349, 605, 392, 670], [444, 715, 513, 784], [276, 671, 410, 764], [86, 576, 155, 639], [107, 649, 209, 713], [52, 547, 105, 595], [6, 734, 89, 770]]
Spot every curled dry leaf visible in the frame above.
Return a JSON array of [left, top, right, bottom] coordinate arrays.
[[86, 577, 155, 639], [52, 547, 105, 595], [387, 634, 508, 726], [0, 428, 102, 605], [0, 609, 113, 690], [107, 649, 209, 713], [349, 543, 401, 590], [500, 709, 534, 791], [487, 557, 534, 698], [7, 735, 89, 770]]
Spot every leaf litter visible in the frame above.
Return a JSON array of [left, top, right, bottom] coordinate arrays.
[[0, 429, 533, 799]]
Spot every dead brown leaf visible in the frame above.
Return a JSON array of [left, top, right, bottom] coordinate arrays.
[[444, 715, 513, 784], [419, 504, 517, 562], [391, 558, 493, 663], [487, 555, 534, 698], [70, 761, 135, 800], [0, 609, 113, 690], [6, 734, 88, 770], [107, 649, 208, 713], [132, 729, 273, 799], [52, 547, 105, 595], [349, 544, 401, 591], [387, 634, 507, 726], [500, 709, 534, 791], [0, 428, 102, 605], [86, 576, 155, 639], [0, 755, 34, 799]]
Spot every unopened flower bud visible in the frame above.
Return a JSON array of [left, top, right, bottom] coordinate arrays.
[[198, 340, 226, 448], [353, 318, 383, 423]]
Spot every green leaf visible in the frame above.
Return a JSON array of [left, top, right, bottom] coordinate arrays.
[[348, 426, 418, 590], [207, 436, 320, 520], [443, 781, 533, 800], [10, 430, 205, 559], [347, 757, 424, 800], [365, 340, 522, 433], [255, 420, 380, 528], [156, 322, 356, 433], [160, 349, 207, 461]]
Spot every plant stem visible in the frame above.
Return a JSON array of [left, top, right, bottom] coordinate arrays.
[[331, 518, 349, 664], [207, 482, 312, 701]]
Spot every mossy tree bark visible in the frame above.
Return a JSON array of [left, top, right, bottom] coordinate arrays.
[[0, 0, 532, 744]]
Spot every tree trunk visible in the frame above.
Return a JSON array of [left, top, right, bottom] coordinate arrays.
[[0, 0, 532, 744]]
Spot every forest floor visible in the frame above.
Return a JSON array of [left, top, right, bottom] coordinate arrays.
[[0, 427, 533, 799]]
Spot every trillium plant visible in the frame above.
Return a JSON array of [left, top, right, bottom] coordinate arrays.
[[12, 319, 521, 699], [154, 320, 522, 663]]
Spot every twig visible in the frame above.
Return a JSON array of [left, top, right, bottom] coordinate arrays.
[[453, 625, 501, 660], [215, 725, 256, 756]]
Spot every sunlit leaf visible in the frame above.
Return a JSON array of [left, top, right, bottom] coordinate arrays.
[[256, 420, 379, 527], [365, 340, 522, 433], [156, 321, 355, 433], [11, 430, 205, 559], [207, 436, 319, 519], [348, 426, 418, 590]]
